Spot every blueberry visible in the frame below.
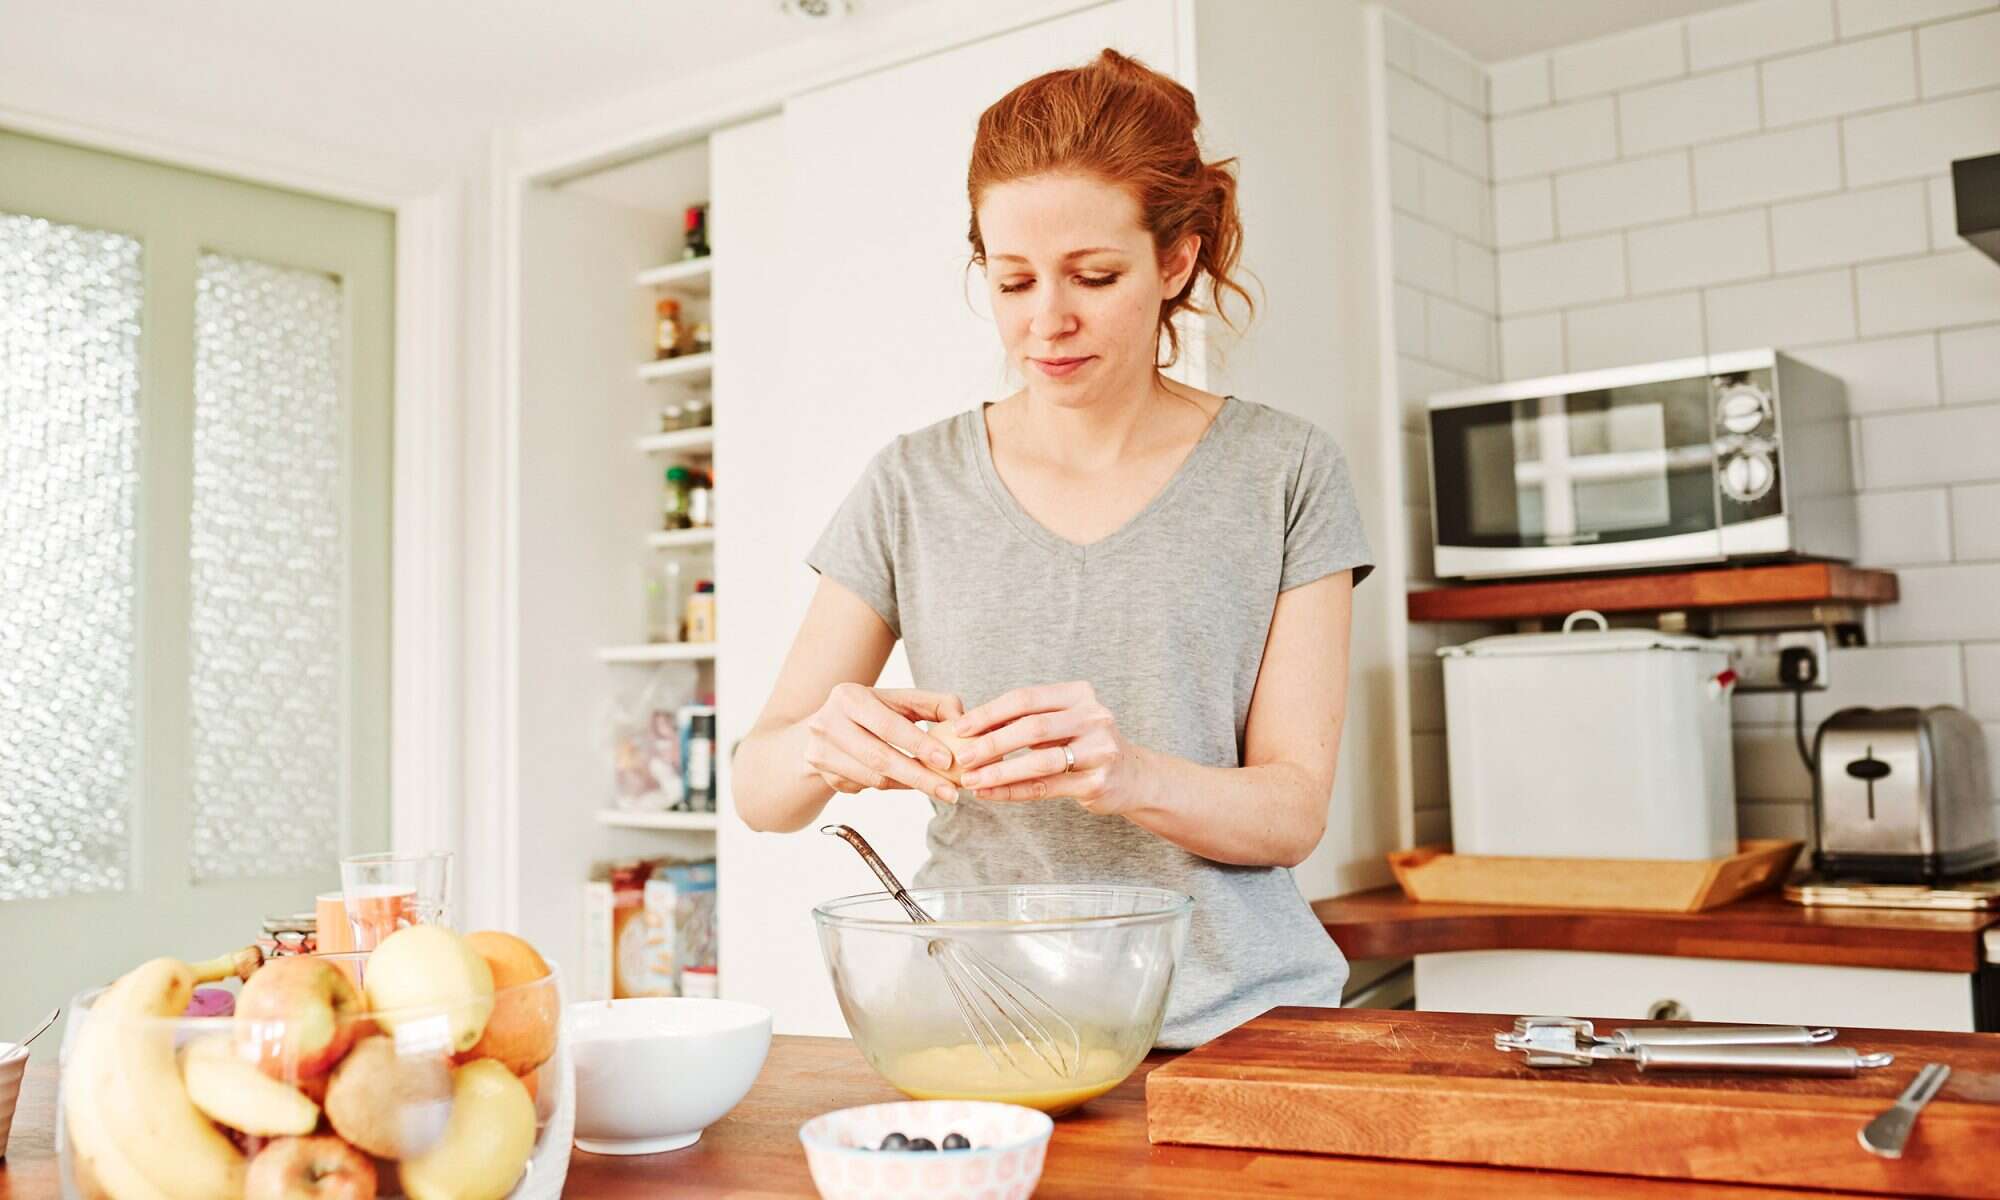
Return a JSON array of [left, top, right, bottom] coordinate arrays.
[[907, 1137, 937, 1152], [878, 1132, 909, 1151], [942, 1133, 971, 1151]]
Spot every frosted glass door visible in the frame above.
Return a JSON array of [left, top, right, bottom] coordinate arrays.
[[0, 129, 392, 1055]]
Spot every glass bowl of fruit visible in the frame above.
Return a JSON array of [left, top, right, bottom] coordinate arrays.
[[56, 927, 573, 1200], [812, 884, 1192, 1116]]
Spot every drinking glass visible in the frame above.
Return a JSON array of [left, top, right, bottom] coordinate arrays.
[[339, 850, 452, 950]]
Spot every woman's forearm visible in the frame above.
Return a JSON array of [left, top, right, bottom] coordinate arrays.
[[730, 719, 836, 833], [1116, 745, 1330, 869]]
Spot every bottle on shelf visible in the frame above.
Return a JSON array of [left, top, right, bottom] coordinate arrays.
[[654, 297, 685, 360], [688, 467, 713, 529], [682, 203, 710, 261], [662, 465, 694, 530], [679, 705, 717, 812], [690, 319, 713, 356], [685, 579, 716, 644], [645, 557, 685, 643]]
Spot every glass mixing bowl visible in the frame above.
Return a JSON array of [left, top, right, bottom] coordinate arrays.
[[57, 950, 573, 1199], [813, 884, 1192, 1116]]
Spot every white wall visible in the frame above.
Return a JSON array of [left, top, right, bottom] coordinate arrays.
[[1379, 0, 2000, 836], [1191, 0, 1410, 895]]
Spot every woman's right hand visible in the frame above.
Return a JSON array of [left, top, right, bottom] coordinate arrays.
[[802, 683, 967, 804]]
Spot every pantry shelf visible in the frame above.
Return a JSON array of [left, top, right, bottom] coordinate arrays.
[[1406, 563, 1900, 624], [638, 351, 714, 384], [596, 642, 717, 664], [637, 427, 715, 455], [647, 527, 716, 550], [636, 256, 713, 295], [597, 810, 720, 832]]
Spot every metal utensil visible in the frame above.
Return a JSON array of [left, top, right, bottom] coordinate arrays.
[[821, 823, 1081, 1081], [1859, 1062, 1952, 1159], [1634, 1044, 1893, 1075], [1496, 1016, 1891, 1075], [11, 1008, 59, 1055]]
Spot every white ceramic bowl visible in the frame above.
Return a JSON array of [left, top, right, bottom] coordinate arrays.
[[568, 997, 772, 1155], [799, 1100, 1053, 1200]]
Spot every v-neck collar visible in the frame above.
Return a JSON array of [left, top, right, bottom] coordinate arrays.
[[968, 394, 1238, 561]]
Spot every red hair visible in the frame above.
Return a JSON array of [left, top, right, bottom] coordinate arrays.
[[966, 48, 1253, 367]]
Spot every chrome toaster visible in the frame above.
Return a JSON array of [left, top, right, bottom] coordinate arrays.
[[1812, 705, 1998, 883]]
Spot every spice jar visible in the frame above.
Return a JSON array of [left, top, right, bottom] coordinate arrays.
[[691, 320, 713, 356], [663, 465, 694, 530], [688, 469, 713, 529], [654, 297, 684, 360], [660, 402, 686, 433], [685, 579, 716, 644], [682, 395, 711, 430]]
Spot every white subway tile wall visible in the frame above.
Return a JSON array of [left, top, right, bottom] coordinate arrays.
[[1759, 34, 1916, 127], [1941, 325, 2000, 403], [1620, 68, 1762, 155], [1627, 209, 1772, 293], [1379, 0, 2000, 825], [1688, 0, 1838, 69], [1380, 11, 1506, 822], [1554, 152, 1694, 236], [1952, 483, 2000, 560], [1565, 293, 1706, 370]]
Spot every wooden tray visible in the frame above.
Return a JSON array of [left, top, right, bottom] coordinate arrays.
[[1147, 1007, 2000, 1198], [1388, 839, 1802, 912]]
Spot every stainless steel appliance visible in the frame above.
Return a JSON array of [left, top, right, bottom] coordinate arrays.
[[1812, 705, 1999, 883], [1426, 349, 1856, 579]]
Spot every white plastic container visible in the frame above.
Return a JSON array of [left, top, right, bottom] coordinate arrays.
[[1438, 611, 1739, 861]]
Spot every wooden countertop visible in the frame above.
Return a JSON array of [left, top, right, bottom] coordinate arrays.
[[0, 1037, 1892, 1198], [1316, 887, 2000, 973]]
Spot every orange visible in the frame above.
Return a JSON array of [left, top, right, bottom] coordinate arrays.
[[455, 931, 558, 1076]]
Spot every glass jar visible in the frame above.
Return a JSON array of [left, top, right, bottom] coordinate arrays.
[[645, 557, 684, 644], [659, 402, 685, 434], [681, 395, 711, 430], [653, 298, 683, 360], [662, 466, 693, 531]]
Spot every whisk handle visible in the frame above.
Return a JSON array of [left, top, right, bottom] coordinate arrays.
[[821, 824, 933, 924]]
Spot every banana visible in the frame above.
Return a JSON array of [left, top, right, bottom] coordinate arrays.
[[180, 1034, 321, 1137], [62, 957, 247, 1200], [399, 1058, 537, 1200]]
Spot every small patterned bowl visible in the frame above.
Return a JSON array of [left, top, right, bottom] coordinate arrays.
[[799, 1099, 1053, 1200]]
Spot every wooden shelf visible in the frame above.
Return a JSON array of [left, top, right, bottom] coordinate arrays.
[[636, 427, 714, 455], [1407, 562, 1899, 624], [597, 642, 716, 664], [635, 257, 713, 295], [647, 527, 715, 550], [597, 809, 719, 832], [638, 352, 714, 384]]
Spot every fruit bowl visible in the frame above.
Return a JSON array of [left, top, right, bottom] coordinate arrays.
[[812, 884, 1191, 1115], [56, 932, 573, 1200]]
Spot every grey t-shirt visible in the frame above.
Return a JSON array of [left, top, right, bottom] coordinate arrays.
[[807, 396, 1374, 1048]]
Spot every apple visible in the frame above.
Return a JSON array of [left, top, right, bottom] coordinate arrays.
[[234, 956, 366, 1080], [361, 925, 495, 1055], [243, 1135, 378, 1200], [456, 931, 557, 1076], [323, 1035, 453, 1160]]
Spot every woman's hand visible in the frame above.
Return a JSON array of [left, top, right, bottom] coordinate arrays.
[[949, 681, 1144, 815], [803, 684, 967, 804]]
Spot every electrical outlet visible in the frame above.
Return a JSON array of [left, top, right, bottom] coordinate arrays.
[[1721, 630, 1831, 692]]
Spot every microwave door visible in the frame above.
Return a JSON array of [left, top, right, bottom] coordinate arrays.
[[1430, 381, 1724, 578]]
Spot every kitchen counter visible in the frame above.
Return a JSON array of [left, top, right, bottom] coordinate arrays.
[[0, 1038, 1913, 1198], [1317, 887, 2000, 973]]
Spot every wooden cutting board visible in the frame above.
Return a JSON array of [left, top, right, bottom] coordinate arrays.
[[1146, 1007, 2000, 1198]]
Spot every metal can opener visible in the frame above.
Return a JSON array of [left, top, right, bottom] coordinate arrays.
[[1494, 1015, 1894, 1075]]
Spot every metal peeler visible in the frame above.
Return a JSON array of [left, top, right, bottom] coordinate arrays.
[[1494, 1015, 1894, 1076]]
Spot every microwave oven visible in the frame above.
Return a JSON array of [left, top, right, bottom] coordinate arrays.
[[1425, 349, 1857, 580]]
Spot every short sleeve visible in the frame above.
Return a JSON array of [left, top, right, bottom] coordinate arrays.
[[807, 444, 903, 637], [1282, 427, 1375, 591]]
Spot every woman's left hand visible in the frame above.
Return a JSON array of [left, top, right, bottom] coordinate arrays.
[[948, 681, 1143, 815]]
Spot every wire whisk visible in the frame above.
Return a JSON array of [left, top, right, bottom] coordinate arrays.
[[821, 824, 1081, 1081]]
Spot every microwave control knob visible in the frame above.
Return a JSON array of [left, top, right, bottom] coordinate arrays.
[[1716, 382, 1772, 434], [1722, 449, 1775, 502]]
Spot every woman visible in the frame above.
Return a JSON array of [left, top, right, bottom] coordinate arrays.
[[732, 49, 1372, 1050]]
